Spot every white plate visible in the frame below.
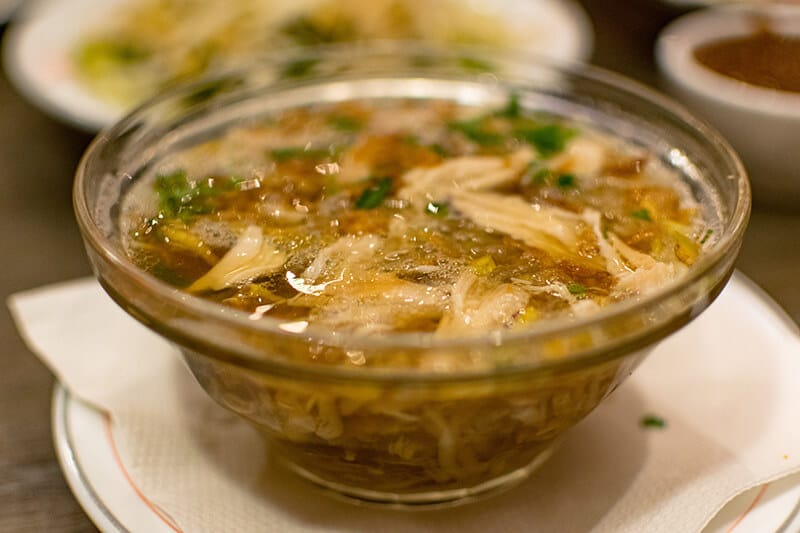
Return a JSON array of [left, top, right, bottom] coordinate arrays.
[[52, 386, 175, 533], [2, 0, 593, 132], [51, 273, 800, 533]]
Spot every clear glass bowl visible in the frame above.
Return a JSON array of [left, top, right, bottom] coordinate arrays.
[[74, 43, 750, 508]]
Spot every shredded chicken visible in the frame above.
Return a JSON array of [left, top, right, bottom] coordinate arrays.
[[585, 212, 685, 297], [607, 233, 687, 295], [584, 209, 631, 276], [437, 271, 529, 336], [189, 225, 286, 292], [548, 136, 607, 175], [608, 232, 657, 270], [614, 261, 685, 296], [296, 273, 448, 334], [424, 408, 458, 480], [301, 234, 382, 283], [398, 147, 534, 204], [450, 190, 595, 264]]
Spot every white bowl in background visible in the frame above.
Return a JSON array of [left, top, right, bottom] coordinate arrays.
[[656, 3, 800, 208]]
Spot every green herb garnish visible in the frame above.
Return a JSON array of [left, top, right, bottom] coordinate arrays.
[[524, 164, 552, 185], [557, 173, 576, 189], [77, 39, 151, 72], [458, 55, 495, 73], [497, 92, 521, 119], [429, 143, 450, 157], [280, 16, 352, 45], [700, 229, 714, 244], [155, 170, 236, 220], [567, 282, 586, 296], [425, 201, 449, 217], [640, 415, 667, 429], [182, 79, 240, 107], [328, 115, 363, 132], [155, 170, 194, 217], [281, 57, 320, 78], [405, 136, 449, 157], [518, 124, 576, 157], [149, 262, 192, 288], [449, 118, 504, 146], [270, 147, 331, 162], [355, 177, 393, 209], [631, 208, 652, 221]]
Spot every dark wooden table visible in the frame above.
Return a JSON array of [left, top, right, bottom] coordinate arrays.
[[1, 1, 798, 531]]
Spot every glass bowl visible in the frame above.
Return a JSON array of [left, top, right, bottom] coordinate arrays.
[[73, 43, 750, 508]]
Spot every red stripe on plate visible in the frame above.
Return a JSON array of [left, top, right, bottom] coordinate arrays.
[[103, 414, 184, 533], [727, 483, 769, 533]]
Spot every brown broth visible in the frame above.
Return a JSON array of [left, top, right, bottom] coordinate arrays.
[[122, 98, 708, 337]]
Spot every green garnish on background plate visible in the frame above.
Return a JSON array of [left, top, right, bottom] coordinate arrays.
[[640, 414, 667, 429]]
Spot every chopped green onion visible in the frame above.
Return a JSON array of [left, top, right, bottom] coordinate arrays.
[[328, 115, 362, 132], [524, 164, 552, 185], [518, 124, 576, 157], [700, 229, 714, 244], [404, 135, 448, 156], [640, 415, 667, 429], [355, 177, 393, 209], [458, 56, 495, 72], [280, 57, 319, 78], [279, 16, 351, 45], [155, 170, 191, 217], [631, 208, 652, 221], [567, 282, 586, 296], [77, 39, 151, 72], [497, 92, 521, 118], [429, 143, 449, 157], [425, 201, 449, 217], [150, 262, 191, 288], [182, 79, 240, 107], [557, 173, 576, 189], [449, 118, 504, 146], [270, 147, 330, 162], [154, 170, 238, 221]]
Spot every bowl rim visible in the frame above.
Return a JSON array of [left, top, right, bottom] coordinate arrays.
[[656, 2, 800, 118], [74, 43, 751, 370]]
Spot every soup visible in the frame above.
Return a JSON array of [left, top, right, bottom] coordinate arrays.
[[122, 96, 711, 343]]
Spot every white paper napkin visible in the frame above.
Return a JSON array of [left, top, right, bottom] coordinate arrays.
[[8, 272, 800, 533]]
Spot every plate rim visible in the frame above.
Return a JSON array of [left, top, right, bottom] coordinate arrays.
[[52, 385, 177, 533], [51, 385, 132, 533]]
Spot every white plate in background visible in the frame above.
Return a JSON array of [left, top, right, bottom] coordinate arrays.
[[2, 0, 593, 131]]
